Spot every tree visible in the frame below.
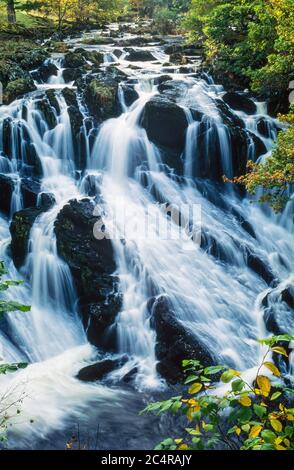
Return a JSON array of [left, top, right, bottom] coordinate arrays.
[[1, 0, 16, 24]]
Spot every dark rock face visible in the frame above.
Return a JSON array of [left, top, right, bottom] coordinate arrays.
[[38, 62, 58, 83], [149, 295, 215, 383], [84, 79, 118, 121], [120, 84, 139, 107], [0, 174, 14, 215], [54, 199, 122, 349], [141, 96, 188, 151], [262, 286, 294, 335], [125, 49, 156, 62], [64, 51, 86, 68], [62, 87, 78, 107], [46, 90, 61, 114], [10, 207, 43, 268], [223, 92, 257, 115], [77, 357, 127, 382], [62, 68, 84, 83], [35, 98, 57, 129]]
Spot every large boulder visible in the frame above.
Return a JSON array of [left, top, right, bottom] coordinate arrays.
[[125, 49, 156, 62], [84, 79, 118, 121], [54, 199, 122, 349], [37, 62, 58, 83], [223, 92, 257, 115], [141, 96, 188, 152], [4, 78, 36, 104], [64, 51, 86, 68], [149, 295, 216, 383]]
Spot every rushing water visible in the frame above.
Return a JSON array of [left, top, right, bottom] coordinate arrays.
[[0, 25, 293, 449]]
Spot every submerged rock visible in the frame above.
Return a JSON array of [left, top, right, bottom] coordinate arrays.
[[150, 295, 215, 383], [77, 357, 127, 382], [54, 199, 122, 349]]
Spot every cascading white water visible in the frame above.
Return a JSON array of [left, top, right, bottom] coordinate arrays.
[[0, 25, 293, 448]]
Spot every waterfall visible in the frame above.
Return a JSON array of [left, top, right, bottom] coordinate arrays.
[[0, 25, 293, 449]]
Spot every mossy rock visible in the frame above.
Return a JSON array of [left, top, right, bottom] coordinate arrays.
[[4, 78, 36, 104], [84, 79, 118, 120]]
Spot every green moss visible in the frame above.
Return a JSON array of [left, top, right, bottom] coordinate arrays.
[[4, 78, 36, 104], [85, 79, 118, 120]]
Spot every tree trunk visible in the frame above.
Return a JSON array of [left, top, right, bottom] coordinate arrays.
[[7, 0, 16, 24]]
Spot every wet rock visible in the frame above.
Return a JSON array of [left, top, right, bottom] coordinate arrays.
[[62, 87, 78, 107], [150, 295, 216, 383], [77, 357, 128, 382], [20, 178, 40, 208], [141, 96, 188, 151], [169, 52, 188, 66], [62, 68, 84, 83], [223, 92, 257, 115], [2, 118, 12, 156], [125, 49, 156, 62], [64, 51, 86, 68], [113, 49, 123, 59], [84, 79, 118, 121], [10, 207, 44, 268], [120, 84, 139, 107], [0, 174, 14, 215], [35, 98, 57, 129], [262, 286, 294, 335], [54, 199, 122, 349], [38, 62, 58, 83], [82, 50, 104, 66], [4, 78, 36, 104], [244, 248, 276, 285], [25, 143, 43, 177], [46, 90, 61, 114]]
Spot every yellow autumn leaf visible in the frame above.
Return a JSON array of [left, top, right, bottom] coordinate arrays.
[[270, 419, 283, 432], [263, 361, 281, 377], [188, 382, 203, 395], [271, 346, 288, 357], [287, 414, 294, 421], [235, 427, 241, 436], [239, 396, 252, 407], [275, 445, 286, 450], [256, 375, 271, 396], [175, 439, 183, 444], [179, 444, 189, 450], [249, 425, 263, 438], [284, 438, 290, 448]]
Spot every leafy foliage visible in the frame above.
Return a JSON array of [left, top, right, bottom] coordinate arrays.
[[142, 335, 294, 451], [0, 261, 31, 319], [183, 0, 294, 106], [226, 105, 294, 212]]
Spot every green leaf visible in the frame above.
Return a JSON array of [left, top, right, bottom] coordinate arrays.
[[253, 404, 267, 419], [270, 391, 282, 401], [261, 429, 276, 443], [0, 362, 28, 375], [0, 301, 31, 315], [232, 379, 245, 392], [203, 365, 226, 375]]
